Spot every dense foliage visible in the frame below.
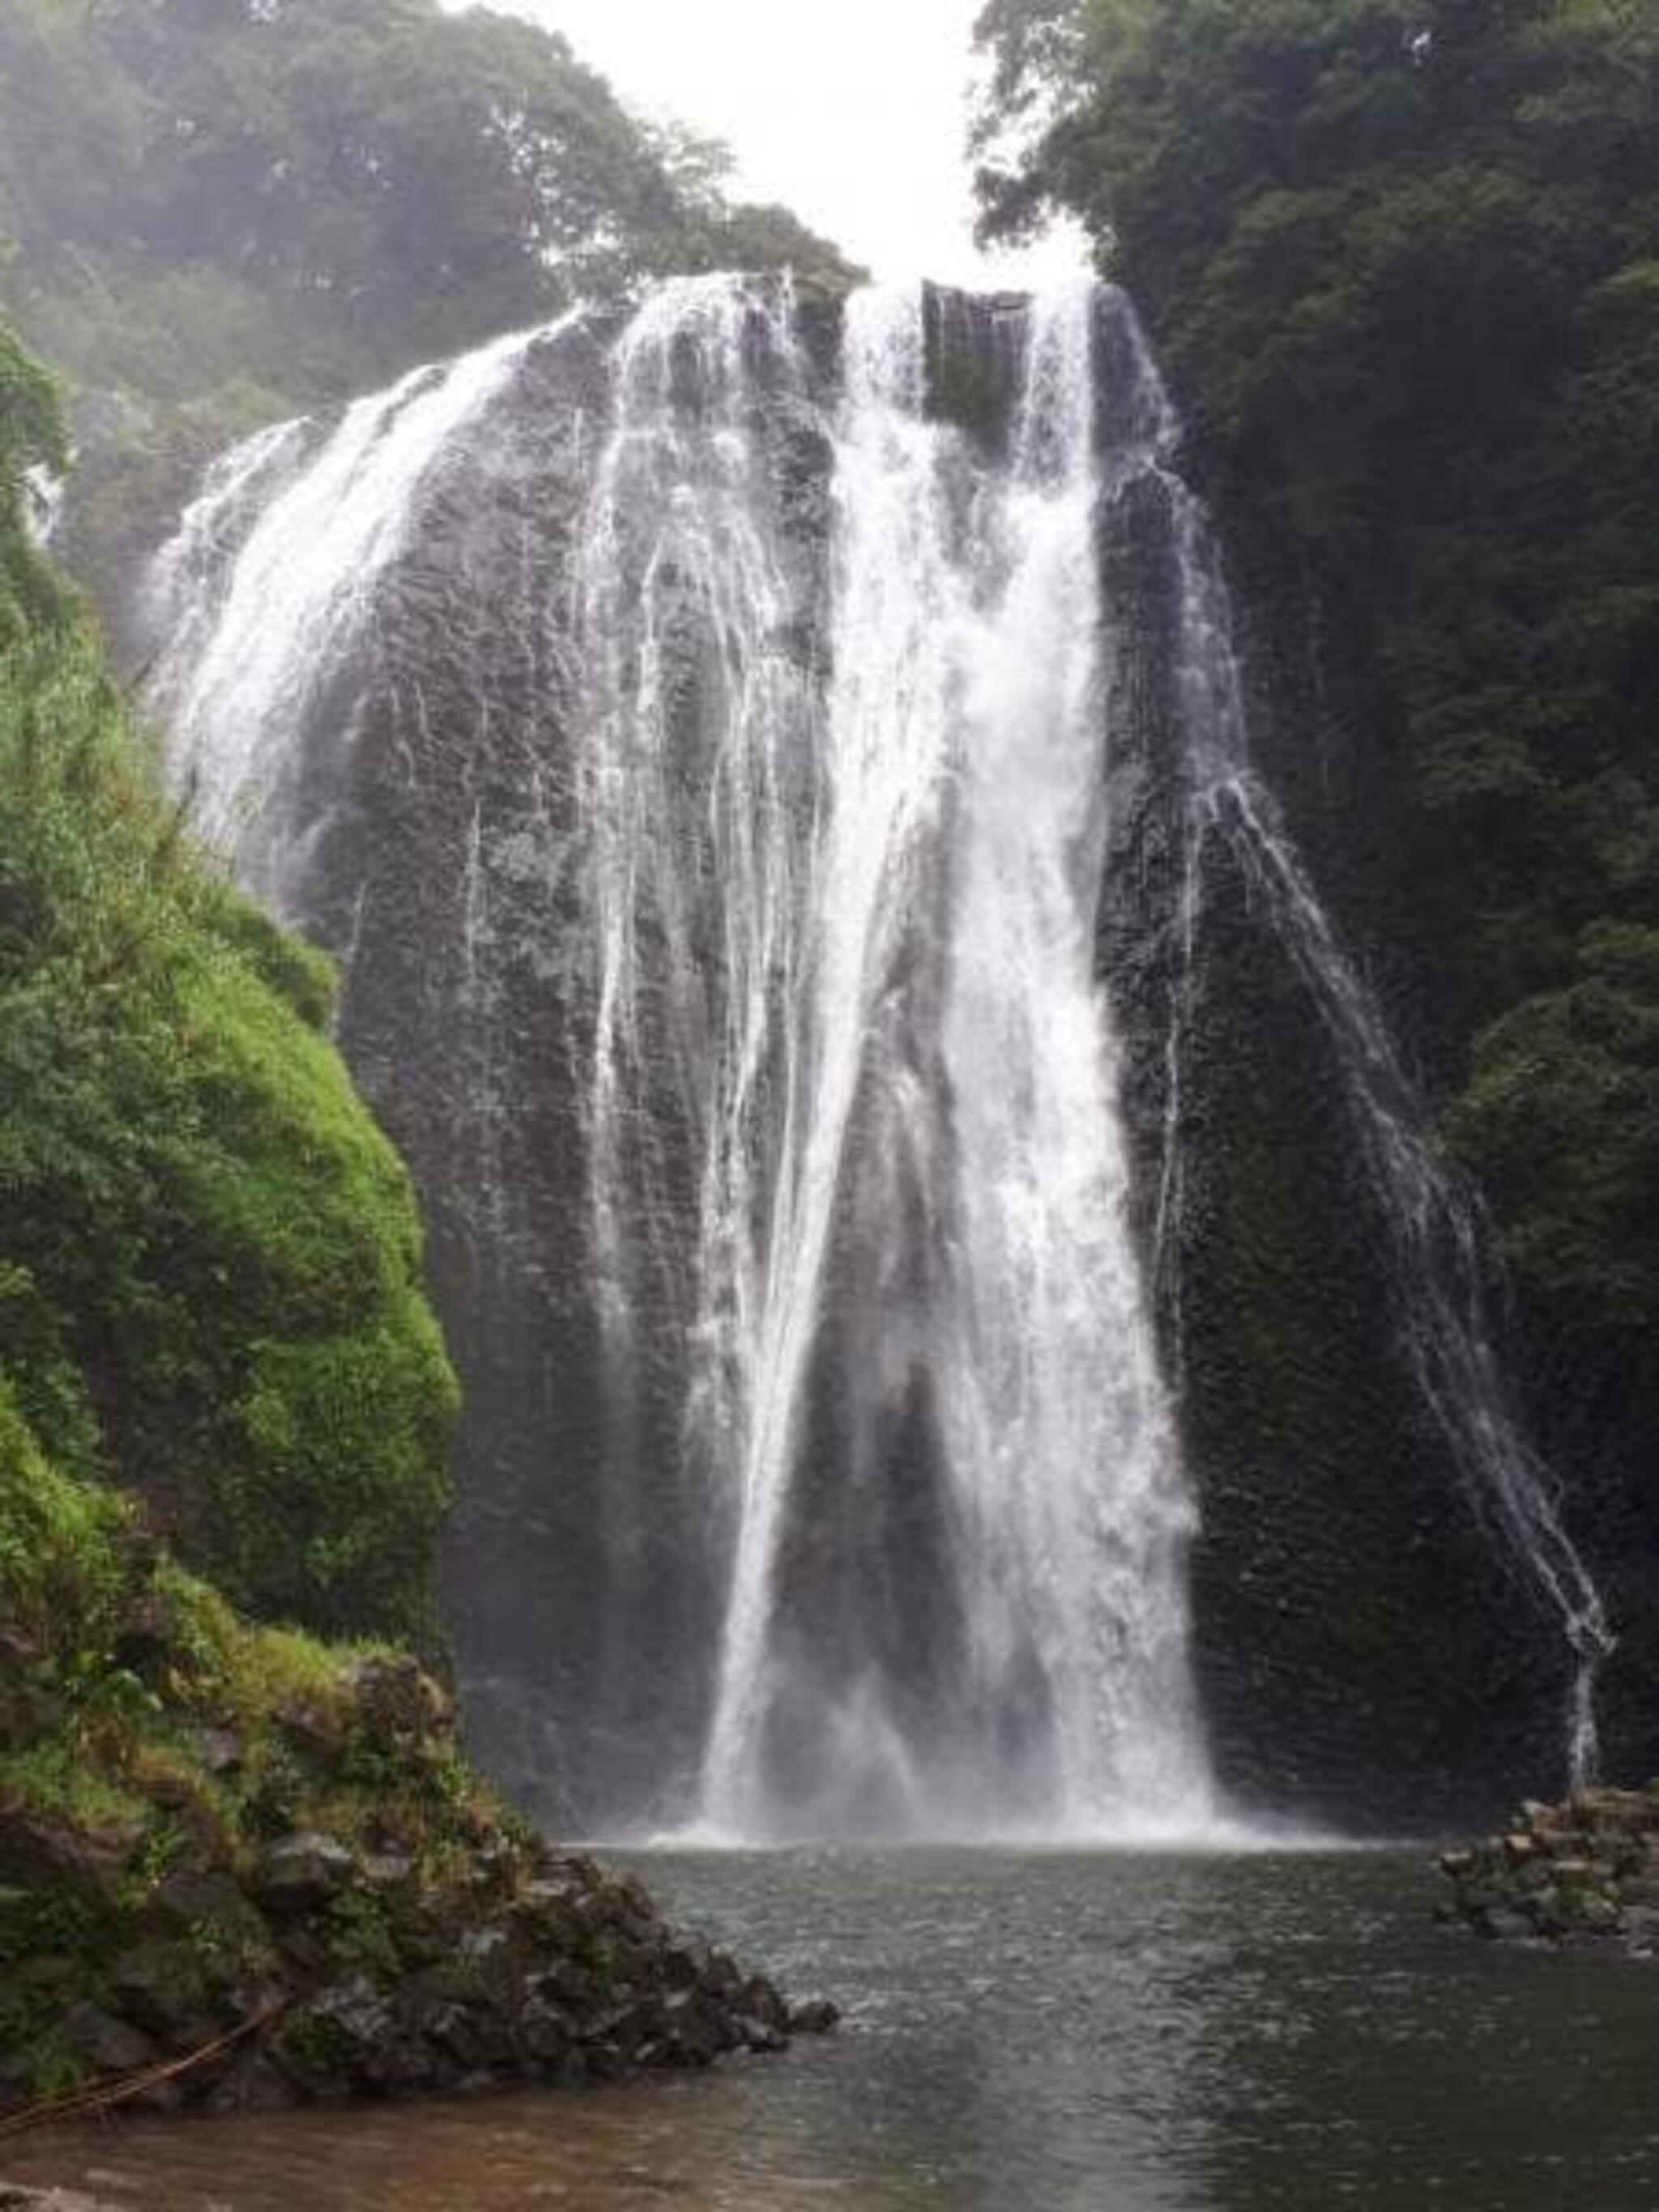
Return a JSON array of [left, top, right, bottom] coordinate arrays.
[[0, 0, 847, 414], [0, 318, 457, 1646], [0, 1370, 533, 2107], [976, 0, 1659, 1426]]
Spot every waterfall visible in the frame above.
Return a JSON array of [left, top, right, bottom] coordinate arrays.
[[1100, 302, 1613, 1789], [137, 267, 1604, 1834], [569, 275, 830, 1808], [924, 285, 1211, 1832], [575, 275, 1213, 1839], [575, 273, 819, 1400]]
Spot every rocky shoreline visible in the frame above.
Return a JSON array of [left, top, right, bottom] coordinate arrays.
[[1437, 1784, 1659, 1954]]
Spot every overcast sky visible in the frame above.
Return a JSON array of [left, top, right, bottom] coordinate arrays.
[[445, 0, 1064, 283]]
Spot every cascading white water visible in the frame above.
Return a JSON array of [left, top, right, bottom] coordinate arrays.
[[23, 464, 66, 549], [577, 274, 1216, 1839], [1101, 303, 1614, 1788], [928, 284, 1211, 1831], [576, 274, 821, 1400], [147, 322, 548, 905], [689, 284, 975, 1834]]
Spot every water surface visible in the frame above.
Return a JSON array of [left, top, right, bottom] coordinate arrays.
[[10, 1849, 1659, 2210]]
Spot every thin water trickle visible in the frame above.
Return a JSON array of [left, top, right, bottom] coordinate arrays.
[[1098, 300, 1613, 1784]]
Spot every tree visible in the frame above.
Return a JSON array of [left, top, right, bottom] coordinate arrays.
[[0, 0, 851, 411]]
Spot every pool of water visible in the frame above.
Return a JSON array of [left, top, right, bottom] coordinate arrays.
[[8, 1848, 1659, 2209]]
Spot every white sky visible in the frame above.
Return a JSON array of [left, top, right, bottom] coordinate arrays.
[[445, 0, 1066, 284]]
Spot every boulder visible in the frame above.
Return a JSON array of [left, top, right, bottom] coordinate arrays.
[[253, 1833, 356, 1914], [104, 1939, 210, 2039], [1473, 1907, 1535, 1943], [150, 1868, 251, 1935], [343, 1655, 452, 1746], [63, 2004, 156, 2077], [188, 1726, 244, 1775], [0, 1814, 127, 1913]]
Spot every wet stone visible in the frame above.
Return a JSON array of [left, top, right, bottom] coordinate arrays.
[[1438, 1783, 1659, 1959], [254, 1832, 356, 1912]]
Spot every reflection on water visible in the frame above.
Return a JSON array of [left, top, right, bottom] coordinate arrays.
[[10, 1850, 1659, 2210]]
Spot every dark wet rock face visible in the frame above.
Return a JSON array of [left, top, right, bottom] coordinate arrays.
[[1093, 324, 1565, 1832]]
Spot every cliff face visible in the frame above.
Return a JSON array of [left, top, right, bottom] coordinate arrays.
[[1186, 485, 1659, 1801], [1095, 470, 1564, 1823], [1081, 308, 1571, 1826]]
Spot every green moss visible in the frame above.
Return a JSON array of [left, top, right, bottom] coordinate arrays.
[[0, 1400, 522, 2073], [0, 1877, 104, 1973], [195, 886, 339, 1033], [326, 1886, 399, 1977], [0, 295, 457, 1655], [0, 1375, 130, 1652], [22, 2036, 89, 2105], [0, 555, 457, 1646]]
